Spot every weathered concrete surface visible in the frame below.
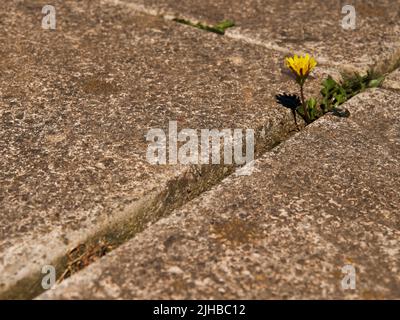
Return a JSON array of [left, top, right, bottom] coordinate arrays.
[[117, 0, 400, 73], [0, 0, 327, 298], [383, 68, 400, 91], [40, 89, 400, 300]]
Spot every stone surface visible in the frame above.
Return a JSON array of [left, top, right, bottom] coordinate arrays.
[[383, 68, 400, 91], [117, 0, 400, 73], [40, 89, 400, 300], [0, 0, 326, 298]]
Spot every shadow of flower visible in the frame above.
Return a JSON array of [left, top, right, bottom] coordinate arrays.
[[275, 93, 302, 129], [276, 93, 301, 110]]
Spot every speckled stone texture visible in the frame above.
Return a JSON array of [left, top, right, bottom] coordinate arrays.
[[117, 0, 400, 72], [0, 0, 326, 298], [383, 68, 400, 91], [40, 89, 400, 300]]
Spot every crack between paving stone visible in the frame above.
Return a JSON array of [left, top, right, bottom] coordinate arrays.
[[101, 0, 400, 75], [3, 117, 301, 299], [2, 0, 303, 301], [5, 0, 400, 300], [27, 83, 390, 298], [26, 88, 397, 300]]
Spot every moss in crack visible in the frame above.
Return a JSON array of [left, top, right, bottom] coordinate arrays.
[[173, 18, 235, 35]]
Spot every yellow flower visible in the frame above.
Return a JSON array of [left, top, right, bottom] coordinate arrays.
[[285, 54, 317, 80]]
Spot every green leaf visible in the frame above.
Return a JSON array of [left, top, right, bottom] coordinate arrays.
[[307, 97, 317, 108], [368, 76, 385, 88], [321, 76, 338, 94], [306, 97, 319, 120], [215, 20, 235, 31], [173, 18, 235, 35]]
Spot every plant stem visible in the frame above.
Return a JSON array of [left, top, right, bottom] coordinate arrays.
[[292, 109, 300, 131], [300, 83, 309, 123]]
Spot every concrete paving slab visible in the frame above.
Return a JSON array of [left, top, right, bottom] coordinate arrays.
[[383, 68, 400, 91], [118, 0, 400, 73], [0, 0, 326, 298], [40, 88, 400, 299]]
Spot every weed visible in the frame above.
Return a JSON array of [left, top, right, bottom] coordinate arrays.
[[278, 55, 385, 127], [173, 18, 235, 35]]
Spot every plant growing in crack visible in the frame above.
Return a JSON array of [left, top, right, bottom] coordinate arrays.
[[285, 54, 317, 125], [277, 54, 385, 128], [173, 18, 235, 35]]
